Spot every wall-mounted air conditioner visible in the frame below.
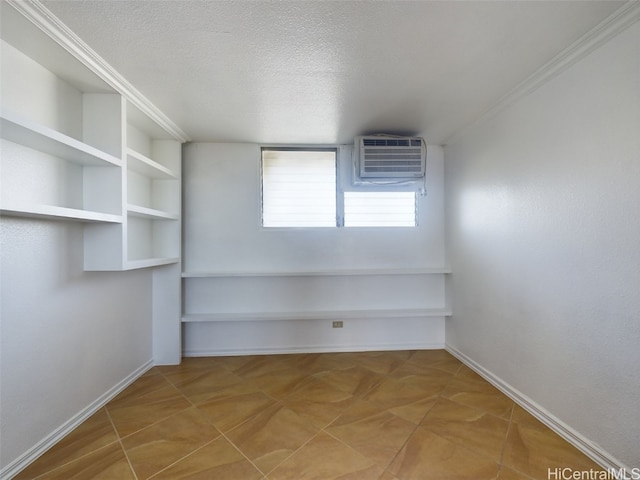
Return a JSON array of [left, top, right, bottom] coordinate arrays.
[[355, 135, 426, 180]]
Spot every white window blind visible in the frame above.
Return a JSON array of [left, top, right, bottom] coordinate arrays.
[[344, 191, 416, 227], [262, 149, 337, 227]]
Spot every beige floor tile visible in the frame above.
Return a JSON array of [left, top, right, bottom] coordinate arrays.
[[326, 399, 416, 468], [242, 366, 310, 400], [389, 362, 455, 386], [107, 384, 192, 437], [150, 437, 264, 480], [351, 351, 408, 375], [498, 466, 536, 480], [226, 403, 319, 474], [109, 371, 175, 407], [388, 427, 500, 480], [362, 376, 439, 424], [441, 376, 514, 419], [196, 390, 277, 433], [406, 350, 463, 374], [167, 368, 245, 404], [156, 357, 231, 386], [455, 364, 491, 384], [268, 432, 383, 480], [14, 409, 119, 480], [16, 351, 608, 480], [232, 355, 292, 378], [388, 362, 453, 392], [213, 354, 264, 372], [281, 376, 356, 428], [420, 397, 510, 462], [155, 356, 226, 378], [314, 364, 384, 397], [291, 352, 356, 374], [35, 443, 135, 480], [122, 407, 220, 479], [503, 407, 603, 480], [378, 471, 401, 480]]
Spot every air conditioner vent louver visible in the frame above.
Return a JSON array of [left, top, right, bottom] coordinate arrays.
[[362, 138, 422, 147], [356, 136, 426, 179]]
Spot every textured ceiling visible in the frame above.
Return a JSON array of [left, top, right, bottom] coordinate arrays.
[[42, 0, 625, 145]]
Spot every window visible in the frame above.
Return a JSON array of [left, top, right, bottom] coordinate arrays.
[[262, 149, 337, 227], [261, 148, 418, 228], [344, 192, 416, 227]]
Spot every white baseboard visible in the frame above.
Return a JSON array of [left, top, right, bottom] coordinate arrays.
[[184, 342, 445, 357], [445, 345, 631, 473], [0, 360, 154, 480]]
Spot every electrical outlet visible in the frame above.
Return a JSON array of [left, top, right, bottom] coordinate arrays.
[[332, 321, 343, 328]]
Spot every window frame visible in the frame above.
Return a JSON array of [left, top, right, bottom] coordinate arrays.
[[261, 147, 339, 228], [260, 146, 420, 229]]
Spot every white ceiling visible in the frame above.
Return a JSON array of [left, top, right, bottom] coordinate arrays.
[[41, 0, 625, 145]]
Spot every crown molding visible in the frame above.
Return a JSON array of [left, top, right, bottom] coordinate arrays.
[[6, 0, 191, 143], [445, 0, 640, 146]]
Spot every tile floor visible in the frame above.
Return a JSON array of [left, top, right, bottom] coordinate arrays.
[[15, 350, 603, 479]]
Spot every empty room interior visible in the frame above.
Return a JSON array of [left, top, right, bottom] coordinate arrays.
[[1, 0, 639, 479]]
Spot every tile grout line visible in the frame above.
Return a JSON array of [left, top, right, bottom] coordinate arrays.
[[323, 415, 418, 475], [331, 353, 454, 477], [28, 439, 123, 480], [158, 361, 329, 478], [105, 406, 140, 480], [219, 430, 267, 478], [25, 409, 125, 480], [497, 402, 538, 480], [388, 359, 509, 477], [115, 371, 229, 479], [262, 429, 325, 478], [145, 437, 220, 480], [133, 364, 266, 477], [499, 401, 516, 465]]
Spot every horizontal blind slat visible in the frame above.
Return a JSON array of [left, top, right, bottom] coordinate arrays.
[[262, 150, 337, 227], [344, 192, 416, 227]]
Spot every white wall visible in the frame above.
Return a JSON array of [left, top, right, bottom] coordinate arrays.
[[182, 142, 448, 355], [1, 36, 157, 475], [0, 219, 153, 472], [445, 21, 640, 467], [183, 143, 445, 273]]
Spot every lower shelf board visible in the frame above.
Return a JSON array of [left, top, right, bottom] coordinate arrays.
[[125, 257, 180, 270], [182, 308, 452, 322], [0, 205, 122, 223]]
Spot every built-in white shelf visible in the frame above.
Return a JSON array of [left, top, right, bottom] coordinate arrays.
[[2, 1, 184, 365], [125, 257, 180, 270], [182, 267, 451, 278], [1, 112, 122, 168], [0, 204, 122, 223], [127, 204, 179, 220], [182, 308, 452, 323], [127, 148, 177, 179]]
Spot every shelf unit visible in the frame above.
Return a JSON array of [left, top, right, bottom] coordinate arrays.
[[0, 42, 123, 225], [1, 1, 186, 364], [1, 6, 183, 272], [182, 269, 452, 327], [182, 308, 452, 323], [182, 267, 451, 278], [123, 101, 181, 270]]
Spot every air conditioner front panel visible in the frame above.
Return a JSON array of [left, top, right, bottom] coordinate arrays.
[[357, 136, 426, 178]]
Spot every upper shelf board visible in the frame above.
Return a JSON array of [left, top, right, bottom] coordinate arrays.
[[1, 112, 122, 167], [126, 148, 178, 179]]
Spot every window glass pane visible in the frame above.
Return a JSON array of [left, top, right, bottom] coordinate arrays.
[[344, 191, 416, 227], [262, 149, 336, 227]]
